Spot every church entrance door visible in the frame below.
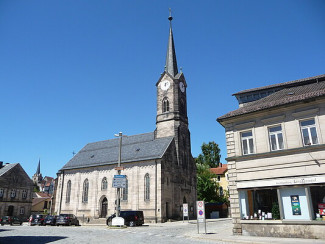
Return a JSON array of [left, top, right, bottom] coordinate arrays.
[[100, 197, 108, 218]]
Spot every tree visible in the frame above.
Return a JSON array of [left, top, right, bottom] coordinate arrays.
[[196, 163, 218, 202], [196, 142, 221, 168]]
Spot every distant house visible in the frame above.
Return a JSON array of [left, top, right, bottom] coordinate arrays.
[[31, 192, 53, 215], [210, 163, 228, 196], [0, 162, 33, 220]]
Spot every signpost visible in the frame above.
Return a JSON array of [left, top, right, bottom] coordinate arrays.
[[196, 200, 206, 234], [113, 175, 127, 188], [183, 203, 189, 223]]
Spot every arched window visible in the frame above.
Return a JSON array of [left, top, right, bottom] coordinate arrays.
[[144, 174, 150, 201], [101, 177, 108, 190], [82, 179, 89, 203], [122, 178, 128, 201], [66, 180, 71, 203], [162, 98, 169, 113]]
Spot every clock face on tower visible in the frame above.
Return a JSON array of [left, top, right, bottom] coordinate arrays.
[[179, 82, 185, 93], [160, 80, 170, 90]]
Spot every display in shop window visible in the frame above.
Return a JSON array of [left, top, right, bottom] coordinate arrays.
[[290, 195, 301, 215]]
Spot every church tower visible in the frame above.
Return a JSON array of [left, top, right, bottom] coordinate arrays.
[[32, 159, 42, 185], [156, 13, 192, 169]]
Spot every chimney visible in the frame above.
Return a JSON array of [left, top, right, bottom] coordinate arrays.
[[0, 161, 3, 168], [220, 163, 222, 168]]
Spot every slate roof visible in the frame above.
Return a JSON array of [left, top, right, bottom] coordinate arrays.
[[218, 77, 325, 121], [233, 74, 325, 96], [0, 163, 18, 177], [60, 132, 174, 170]]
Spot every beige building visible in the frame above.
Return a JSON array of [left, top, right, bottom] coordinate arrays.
[[210, 163, 228, 196], [218, 74, 325, 239], [31, 192, 53, 215], [54, 15, 196, 223], [0, 162, 33, 220]]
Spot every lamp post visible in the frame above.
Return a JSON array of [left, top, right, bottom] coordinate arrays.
[[114, 132, 123, 218]]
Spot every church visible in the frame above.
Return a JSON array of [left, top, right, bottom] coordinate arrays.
[[54, 14, 197, 223]]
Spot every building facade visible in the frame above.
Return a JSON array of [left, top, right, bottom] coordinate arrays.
[[218, 74, 325, 239], [210, 163, 228, 196], [0, 162, 34, 220], [54, 15, 196, 223]]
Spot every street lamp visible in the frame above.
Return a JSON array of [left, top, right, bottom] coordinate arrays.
[[114, 132, 123, 218]]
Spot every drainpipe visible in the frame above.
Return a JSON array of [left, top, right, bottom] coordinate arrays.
[[155, 160, 158, 223]]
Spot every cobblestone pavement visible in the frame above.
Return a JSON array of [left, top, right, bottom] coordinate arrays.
[[1, 219, 325, 244]]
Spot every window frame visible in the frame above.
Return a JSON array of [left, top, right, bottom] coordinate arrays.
[[82, 179, 89, 203], [162, 98, 169, 113], [22, 189, 27, 199], [122, 178, 128, 201], [268, 125, 284, 151], [66, 180, 71, 203], [144, 173, 150, 201], [241, 131, 254, 155], [0, 188, 4, 198], [101, 177, 108, 190], [300, 118, 319, 146], [10, 189, 16, 199]]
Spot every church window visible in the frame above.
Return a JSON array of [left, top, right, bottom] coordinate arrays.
[[122, 178, 128, 201], [22, 190, 27, 199], [82, 179, 89, 203], [66, 180, 71, 203], [162, 98, 169, 113], [101, 177, 108, 190], [10, 189, 16, 198], [144, 174, 150, 201], [0, 189, 3, 198]]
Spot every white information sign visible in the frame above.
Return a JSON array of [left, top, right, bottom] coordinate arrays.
[[197, 201, 205, 219], [112, 175, 127, 188], [183, 203, 188, 217]]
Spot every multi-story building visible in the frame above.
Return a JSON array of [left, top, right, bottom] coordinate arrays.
[[0, 162, 33, 220], [218, 74, 325, 239]]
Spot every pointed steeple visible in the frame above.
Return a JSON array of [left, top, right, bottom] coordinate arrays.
[[165, 9, 178, 77], [36, 159, 40, 175]]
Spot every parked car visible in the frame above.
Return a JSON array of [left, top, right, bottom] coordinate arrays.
[[56, 214, 79, 226], [44, 215, 58, 226], [106, 211, 144, 227], [29, 214, 45, 226], [0, 216, 22, 226]]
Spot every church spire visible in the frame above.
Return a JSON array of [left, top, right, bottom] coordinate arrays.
[[165, 9, 178, 77], [36, 158, 40, 175]]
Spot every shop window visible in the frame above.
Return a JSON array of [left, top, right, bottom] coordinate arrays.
[[310, 185, 325, 219], [300, 119, 318, 146], [241, 131, 254, 155], [269, 125, 284, 151], [240, 189, 279, 220]]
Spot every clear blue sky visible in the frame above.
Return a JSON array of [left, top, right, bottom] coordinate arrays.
[[1, 0, 324, 178]]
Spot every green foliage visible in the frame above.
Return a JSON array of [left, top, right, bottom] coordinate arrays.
[[196, 163, 218, 202], [272, 202, 280, 219], [195, 142, 221, 168], [33, 183, 40, 192]]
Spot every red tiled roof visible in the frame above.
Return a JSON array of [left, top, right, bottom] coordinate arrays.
[[210, 164, 228, 175], [35, 192, 52, 198]]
